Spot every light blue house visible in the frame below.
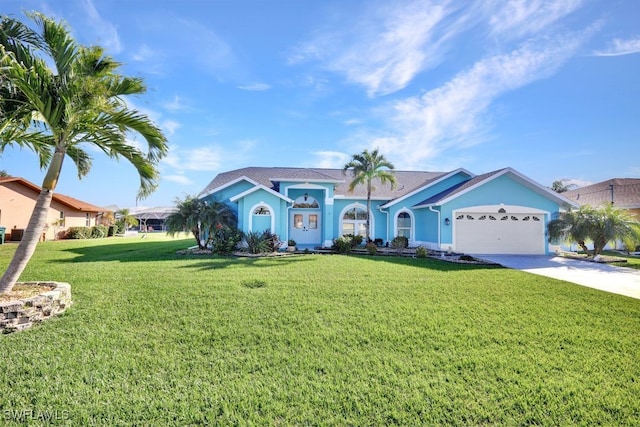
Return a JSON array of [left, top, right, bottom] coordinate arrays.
[[198, 166, 577, 254]]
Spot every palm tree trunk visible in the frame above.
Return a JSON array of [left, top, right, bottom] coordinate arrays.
[[366, 184, 372, 243], [0, 188, 53, 293]]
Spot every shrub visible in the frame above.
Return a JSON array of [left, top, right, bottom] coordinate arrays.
[[261, 230, 282, 252], [208, 226, 243, 254], [332, 234, 364, 254], [416, 245, 428, 258], [243, 231, 269, 254], [66, 227, 91, 239], [365, 242, 378, 255], [90, 225, 108, 238], [391, 236, 409, 254], [332, 236, 353, 254]]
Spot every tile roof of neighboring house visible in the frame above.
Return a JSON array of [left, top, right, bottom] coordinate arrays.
[[562, 178, 640, 208], [0, 177, 110, 213], [199, 167, 448, 200]]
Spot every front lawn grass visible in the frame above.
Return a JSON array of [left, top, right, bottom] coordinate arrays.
[[1, 236, 639, 425]]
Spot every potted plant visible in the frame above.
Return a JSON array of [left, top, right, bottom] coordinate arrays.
[[287, 239, 296, 252]]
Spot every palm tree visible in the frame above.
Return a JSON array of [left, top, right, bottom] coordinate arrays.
[[343, 148, 397, 242], [551, 179, 577, 193], [116, 208, 139, 232], [165, 196, 237, 249], [0, 13, 168, 293], [547, 204, 640, 257]]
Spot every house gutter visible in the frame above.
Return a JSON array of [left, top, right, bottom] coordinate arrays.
[[428, 206, 441, 250], [377, 204, 390, 244]]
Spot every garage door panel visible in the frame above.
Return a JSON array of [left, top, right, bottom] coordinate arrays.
[[455, 212, 544, 254]]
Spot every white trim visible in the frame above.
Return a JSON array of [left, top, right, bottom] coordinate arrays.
[[338, 203, 374, 238], [455, 204, 549, 214], [393, 208, 414, 242], [380, 168, 475, 209], [229, 184, 293, 203], [420, 168, 579, 208], [248, 201, 275, 232], [199, 176, 259, 199]]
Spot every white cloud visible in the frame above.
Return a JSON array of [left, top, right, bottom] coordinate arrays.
[[376, 32, 588, 169], [593, 36, 640, 57], [163, 96, 187, 112], [81, 0, 122, 53], [162, 120, 181, 137], [164, 174, 193, 185], [291, 0, 468, 97], [311, 151, 350, 169], [238, 82, 271, 91], [488, 0, 584, 38], [162, 140, 257, 173]]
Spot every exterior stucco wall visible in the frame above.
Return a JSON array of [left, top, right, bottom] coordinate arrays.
[[439, 175, 561, 253], [0, 182, 97, 241]]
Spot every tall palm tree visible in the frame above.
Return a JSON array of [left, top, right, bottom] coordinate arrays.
[[0, 13, 168, 293], [343, 148, 397, 242]]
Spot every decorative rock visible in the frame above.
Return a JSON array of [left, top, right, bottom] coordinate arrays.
[[0, 282, 72, 334]]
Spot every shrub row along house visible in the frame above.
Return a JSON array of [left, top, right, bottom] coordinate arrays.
[[198, 166, 578, 255]]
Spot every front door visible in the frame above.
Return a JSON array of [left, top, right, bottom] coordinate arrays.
[[290, 211, 321, 246]]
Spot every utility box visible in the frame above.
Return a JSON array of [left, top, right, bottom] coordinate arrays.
[[0, 226, 5, 244]]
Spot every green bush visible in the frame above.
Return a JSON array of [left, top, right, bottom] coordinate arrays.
[[365, 242, 378, 255], [208, 226, 243, 254], [391, 236, 409, 254], [243, 231, 270, 254], [332, 234, 363, 254], [91, 225, 108, 238], [261, 230, 282, 252], [66, 227, 91, 239], [416, 245, 428, 258]]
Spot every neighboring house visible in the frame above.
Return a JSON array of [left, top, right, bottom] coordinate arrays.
[[198, 166, 577, 255], [562, 178, 640, 217], [0, 176, 110, 241], [130, 206, 178, 232]]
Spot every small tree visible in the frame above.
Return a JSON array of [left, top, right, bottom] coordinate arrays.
[[116, 209, 139, 231], [551, 179, 577, 193], [547, 204, 640, 257], [165, 196, 237, 249]]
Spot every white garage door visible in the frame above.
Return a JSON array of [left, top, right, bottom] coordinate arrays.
[[454, 211, 545, 254]]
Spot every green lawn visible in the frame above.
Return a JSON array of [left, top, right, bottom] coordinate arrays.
[[1, 236, 639, 425]]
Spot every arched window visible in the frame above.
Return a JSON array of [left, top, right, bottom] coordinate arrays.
[[250, 203, 274, 232], [293, 195, 319, 208], [341, 206, 368, 237], [396, 211, 412, 239], [253, 206, 271, 215]]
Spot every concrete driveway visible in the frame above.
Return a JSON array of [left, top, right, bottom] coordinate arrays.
[[475, 255, 640, 300]]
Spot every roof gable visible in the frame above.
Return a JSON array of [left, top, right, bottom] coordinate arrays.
[[414, 168, 579, 208]]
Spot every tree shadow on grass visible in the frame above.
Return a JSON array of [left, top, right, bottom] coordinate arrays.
[[342, 253, 506, 272], [54, 238, 315, 269]]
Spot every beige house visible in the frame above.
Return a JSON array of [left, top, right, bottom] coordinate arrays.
[[0, 176, 110, 241]]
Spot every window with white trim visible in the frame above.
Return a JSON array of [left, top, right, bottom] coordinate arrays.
[[342, 207, 367, 237], [396, 212, 412, 239]]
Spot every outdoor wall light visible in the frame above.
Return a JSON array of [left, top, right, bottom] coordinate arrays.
[[444, 217, 450, 226], [303, 192, 309, 201]]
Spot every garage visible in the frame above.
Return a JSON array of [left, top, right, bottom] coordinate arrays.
[[454, 206, 546, 254]]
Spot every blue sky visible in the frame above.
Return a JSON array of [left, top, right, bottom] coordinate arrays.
[[2, 0, 639, 208]]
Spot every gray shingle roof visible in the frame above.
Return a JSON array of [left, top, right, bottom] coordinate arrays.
[[199, 167, 448, 200], [563, 178, 640, 208]]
